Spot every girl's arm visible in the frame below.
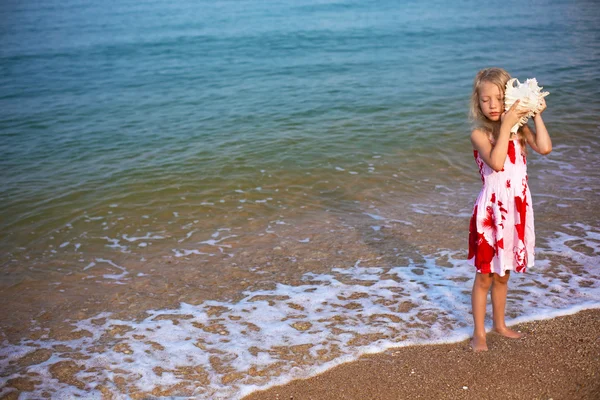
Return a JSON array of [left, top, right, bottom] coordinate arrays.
[[471, 100, 527, 172], [522, 98, 552, 155]]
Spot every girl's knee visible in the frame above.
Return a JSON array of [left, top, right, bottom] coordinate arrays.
[[474, 272, 493, 289], [493, 272, 510, 285]]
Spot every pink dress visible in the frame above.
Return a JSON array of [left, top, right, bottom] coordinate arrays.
[[468, 138, 535, 276]]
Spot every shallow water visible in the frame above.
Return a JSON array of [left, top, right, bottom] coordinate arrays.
[[1, 0, 600, 398]]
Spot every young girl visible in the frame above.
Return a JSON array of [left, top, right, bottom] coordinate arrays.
[[468, 67, 552, 351]]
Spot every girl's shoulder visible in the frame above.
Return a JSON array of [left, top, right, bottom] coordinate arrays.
[[471, 128, 495, 145]]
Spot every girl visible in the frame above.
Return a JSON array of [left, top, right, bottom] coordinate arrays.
[[468, 67, 552, 352]]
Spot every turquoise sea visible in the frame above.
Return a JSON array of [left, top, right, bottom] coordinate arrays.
[[1, 0, 600, 398]]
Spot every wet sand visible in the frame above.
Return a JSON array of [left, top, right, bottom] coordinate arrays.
[[243, 308, 600, 400]]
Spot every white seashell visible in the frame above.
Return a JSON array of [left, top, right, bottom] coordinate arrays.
[[504, 78, 549, 133]]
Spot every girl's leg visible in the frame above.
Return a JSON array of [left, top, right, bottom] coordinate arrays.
[[471, 272, 493, 351], [491, 271, 522, 338]]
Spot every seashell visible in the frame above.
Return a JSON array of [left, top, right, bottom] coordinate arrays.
[[504, 78, 549, 133]]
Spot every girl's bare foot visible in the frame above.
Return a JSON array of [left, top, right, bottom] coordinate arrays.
[[492, 326, 523, 339], [470, 334, 488, 352]]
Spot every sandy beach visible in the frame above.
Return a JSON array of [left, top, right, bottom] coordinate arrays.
[[243, 308, 600, 400]]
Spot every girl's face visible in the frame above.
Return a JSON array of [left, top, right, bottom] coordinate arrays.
[[478, 81, 504, 122]]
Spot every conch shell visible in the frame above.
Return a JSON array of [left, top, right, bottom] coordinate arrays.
[[504, 78, 549, 133]]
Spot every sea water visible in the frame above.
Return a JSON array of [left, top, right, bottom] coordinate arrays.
[[1, 0, 599, 398]]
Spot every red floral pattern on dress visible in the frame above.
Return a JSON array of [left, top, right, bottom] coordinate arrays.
[[497, 200, 506, 228], [468, 139, 535, 276], [468, 206, 478, 260], [507, 141, 516, 164], [474, 150, 485, 183], [514, 195, 526, 242], [468, 205, 495, 274]]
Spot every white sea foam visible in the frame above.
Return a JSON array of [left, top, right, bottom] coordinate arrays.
[[173, 249, 212, 258], [364, 213, 385, 220], [83, 261, 96, 271], [364, 212, 413, 226], [2, 223, 599, 399], [95, 258, 129, 281], [101, 237, 130, 253], [178, 230, 198, 243], [122, 233, 165, 242]]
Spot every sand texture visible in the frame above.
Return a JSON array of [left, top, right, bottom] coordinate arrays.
[[243, 309, 600, 400]]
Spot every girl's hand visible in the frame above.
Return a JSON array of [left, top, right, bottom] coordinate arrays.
[[535, 97, 547, 115], [501, 99, 528, 129]]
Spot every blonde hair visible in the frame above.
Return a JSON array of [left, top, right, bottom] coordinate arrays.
[[470, 67, 527, 153]]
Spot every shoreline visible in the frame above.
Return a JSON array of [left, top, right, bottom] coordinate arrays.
[[242, 308, 600, 400]]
